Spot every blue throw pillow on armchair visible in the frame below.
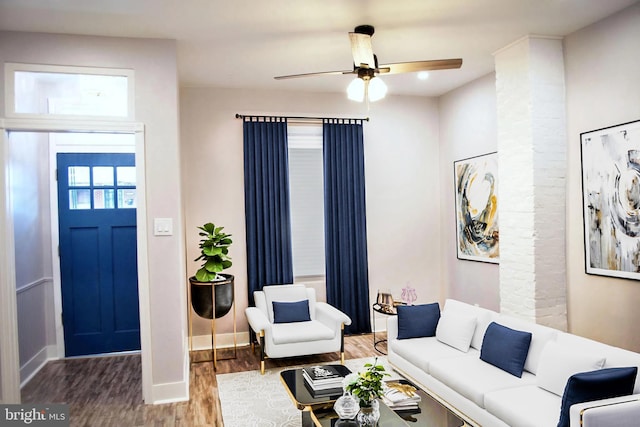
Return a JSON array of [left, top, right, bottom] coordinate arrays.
[[397, 303, 440, 339], [480, 322, 532, 377], [557, 366, 637, 427], [272, 300, 311, 323]]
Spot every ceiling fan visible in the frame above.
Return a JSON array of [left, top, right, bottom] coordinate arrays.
[[274, 24, 463, 102]]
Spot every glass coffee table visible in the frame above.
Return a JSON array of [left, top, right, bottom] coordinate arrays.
[[279, 364, 352, 411], [280, 365, 468, 427]]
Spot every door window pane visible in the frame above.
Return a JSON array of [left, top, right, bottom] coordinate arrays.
[[69, 189, 91, 210], [94, 189, 115, 209], [68, 167, 90, 187], [93, 167, 114, 187], [118, 189, 136, 209], [116, 167, 136, 186]]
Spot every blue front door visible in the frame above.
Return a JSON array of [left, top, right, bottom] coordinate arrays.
[[57, 153, 140, 357]]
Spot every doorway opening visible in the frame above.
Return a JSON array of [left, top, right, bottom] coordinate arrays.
[[2, 126, 151, 403], [9, 130, 142, 356]]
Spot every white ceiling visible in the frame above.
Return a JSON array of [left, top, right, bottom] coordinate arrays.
[[0, 0, 638, 97]]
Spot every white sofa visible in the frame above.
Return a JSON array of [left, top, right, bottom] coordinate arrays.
[[387, 299, 640, 427]]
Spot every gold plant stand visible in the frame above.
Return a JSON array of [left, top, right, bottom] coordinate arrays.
[[188, 275, 237, 369]]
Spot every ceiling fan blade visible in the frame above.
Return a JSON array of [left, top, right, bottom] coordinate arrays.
[[379, 58, 463, 74], [349, 32, 376, 68], [274, 69, 354, 80]]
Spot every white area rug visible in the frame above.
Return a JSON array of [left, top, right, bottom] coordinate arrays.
[[217, 356, 398, 427]]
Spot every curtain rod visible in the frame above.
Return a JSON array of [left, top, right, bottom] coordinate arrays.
[[235, 113, 369, 122]]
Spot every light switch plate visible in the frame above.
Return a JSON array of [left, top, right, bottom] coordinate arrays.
[[154, 218, 173, 236]]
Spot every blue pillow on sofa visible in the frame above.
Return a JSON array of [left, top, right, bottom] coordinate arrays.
[[557, 366, 637, 427], [480, 322, 532, 377], [272, 300, 311, 323], [397, 303, 440, 339]]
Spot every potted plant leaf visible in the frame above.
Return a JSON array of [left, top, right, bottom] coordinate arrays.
[[189, 222, 234, 320]]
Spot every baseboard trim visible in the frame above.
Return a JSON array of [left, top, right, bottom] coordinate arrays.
[[189, 332, 251, 351], [20, 345, 58, 388], [151, 379, 189, 404]]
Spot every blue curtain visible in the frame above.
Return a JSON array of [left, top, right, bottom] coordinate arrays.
[[323, 120, 371, 334], [243, 118, 294, 305]]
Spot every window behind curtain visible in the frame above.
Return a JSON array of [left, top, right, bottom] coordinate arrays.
[[287, 123, 325, 279]]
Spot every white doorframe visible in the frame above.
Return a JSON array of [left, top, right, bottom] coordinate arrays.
[[0, 119, 21, 403], [0, 118, 153, 404]]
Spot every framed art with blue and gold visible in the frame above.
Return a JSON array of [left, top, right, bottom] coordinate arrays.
[[454, 152, 499, 263]]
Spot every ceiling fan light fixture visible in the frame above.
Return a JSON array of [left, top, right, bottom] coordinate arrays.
[[347, 77, 365, 102], [368, 76, 387, 102], [275, 25, 463, 105]]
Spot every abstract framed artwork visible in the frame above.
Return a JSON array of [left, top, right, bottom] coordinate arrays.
[[454, 152, 499, 263], [581, 119, 640, 279]]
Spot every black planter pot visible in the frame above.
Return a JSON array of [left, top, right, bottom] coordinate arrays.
[[189, 274, 234, 319]]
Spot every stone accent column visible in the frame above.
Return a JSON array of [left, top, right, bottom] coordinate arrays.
[[494, 36, 568, 330]]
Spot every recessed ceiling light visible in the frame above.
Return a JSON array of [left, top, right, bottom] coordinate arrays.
[[417, 71, 430, 80]]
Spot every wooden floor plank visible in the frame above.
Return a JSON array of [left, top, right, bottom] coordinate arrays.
[[21, 333, 384, 426]]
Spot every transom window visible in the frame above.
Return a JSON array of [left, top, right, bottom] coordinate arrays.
[[5, 63, 134, 120]]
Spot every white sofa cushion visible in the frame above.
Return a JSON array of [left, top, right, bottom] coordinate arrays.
[[537, 341, 606, 396], [472, 309, 495, 350], [430, 355, 537, 408], [496, 314, 558, 374], [442, 299, 496, 350], [558, 332, 640, 393], [390, 336, 478, 374], [270, 320, 334, 344], [485, 384, 561, 427], [435, 310, 477, 352]]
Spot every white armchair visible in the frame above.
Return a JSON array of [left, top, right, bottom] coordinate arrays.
[[245, 284, 352, 374]]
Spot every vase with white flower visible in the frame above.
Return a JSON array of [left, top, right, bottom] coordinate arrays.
[[342, 358, 388, 426]]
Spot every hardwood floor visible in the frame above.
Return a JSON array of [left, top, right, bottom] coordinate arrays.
[[21, 333, 384, 426]]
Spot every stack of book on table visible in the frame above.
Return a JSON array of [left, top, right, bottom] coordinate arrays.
[[382, 381, 421, 412], [302, 365, 344, 396]]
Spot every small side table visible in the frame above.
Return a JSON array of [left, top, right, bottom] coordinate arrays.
[[372, 303, 404, 355]]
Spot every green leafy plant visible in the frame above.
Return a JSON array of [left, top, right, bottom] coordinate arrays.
[[343, 358, 389, 407], [194, 222, 232, 282]]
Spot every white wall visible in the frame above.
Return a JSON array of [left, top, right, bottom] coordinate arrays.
[[9, 132, 51, 287], [180, 87, 441, 336], [9, 132, 55, 385], [438, 73, 500, 311], [565, 3, 640, 351], [0, 32, 187, 401]]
